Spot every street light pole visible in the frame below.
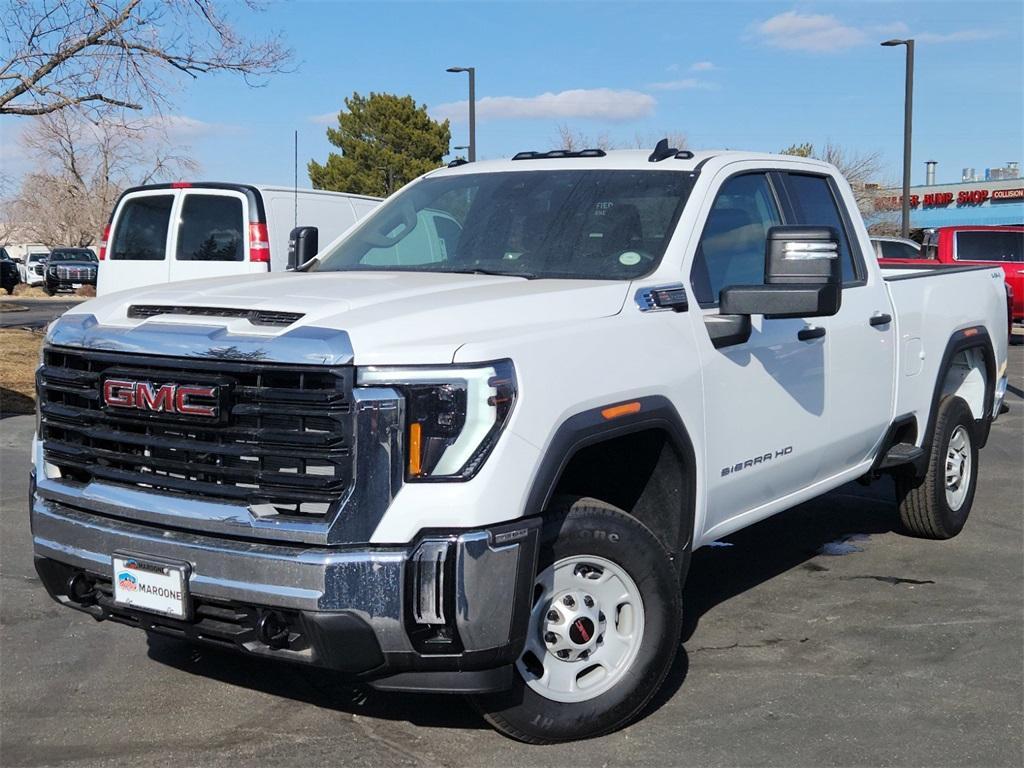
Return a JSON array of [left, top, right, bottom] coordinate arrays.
[[882, 38, 915, 238], [446, 66, 476, 162]]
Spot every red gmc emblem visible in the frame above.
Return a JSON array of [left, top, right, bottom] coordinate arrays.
[[102, 379, 219, 418]]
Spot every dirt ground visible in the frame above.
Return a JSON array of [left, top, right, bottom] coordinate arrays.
[[0, 328, 44, 415], [4, 284, 94, 300]]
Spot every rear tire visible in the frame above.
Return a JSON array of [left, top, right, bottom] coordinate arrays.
[[470, 497, 682, 744], [896, 396, 978, 539]]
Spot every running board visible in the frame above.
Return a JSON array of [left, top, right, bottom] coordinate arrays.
[[878, 442, 926, 470]]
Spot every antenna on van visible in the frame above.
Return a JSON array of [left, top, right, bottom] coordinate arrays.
[[293, 129, 299, 230]]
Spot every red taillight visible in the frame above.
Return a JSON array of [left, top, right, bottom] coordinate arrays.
[[98, 224, 110, 260], [249, 222, 270, 263], [171, 181, 192, 189]]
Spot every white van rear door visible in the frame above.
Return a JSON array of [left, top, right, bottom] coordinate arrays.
[[98, 190, 175, 296], [168, 188, 262, 284]]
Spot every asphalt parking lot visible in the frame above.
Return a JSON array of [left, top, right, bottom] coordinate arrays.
[[1, 348, 1021, 768], [0, 300, 83, 329]]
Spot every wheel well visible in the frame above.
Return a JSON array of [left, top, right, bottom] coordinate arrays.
[[940, 347, 988, 420], [549, 428, 693, 559]]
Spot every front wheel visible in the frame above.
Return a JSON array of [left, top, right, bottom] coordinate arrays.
[[896, 396, 979, 539], [470, 497, 682, 743]]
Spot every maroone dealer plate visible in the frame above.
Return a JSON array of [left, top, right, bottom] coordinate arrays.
[[112, 553, 190, 619]]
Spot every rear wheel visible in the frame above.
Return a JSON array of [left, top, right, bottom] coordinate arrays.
[[896, 396, 979, 539], [471, 497, 682, 743]]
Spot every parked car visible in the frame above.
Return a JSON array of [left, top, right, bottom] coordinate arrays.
[[20, 250, 51, 286], [96, 183, 381, 296], [0, 247, 21, 294], [871, 235, 921, 261], [44, 247, 98, 295], [877, 225, 1024, 323], [31, 147, 1009, 743]]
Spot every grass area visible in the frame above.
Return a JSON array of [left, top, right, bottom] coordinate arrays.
[[0, 328, 44, 416]]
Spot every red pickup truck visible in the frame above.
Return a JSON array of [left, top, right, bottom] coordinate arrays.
[[877, 225, 1023, 324]]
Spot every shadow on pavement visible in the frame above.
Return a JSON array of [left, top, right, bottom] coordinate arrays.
[[146, 634, 489, 731], [0, 387, 36, 418], [680, 479, 898, 644], [145, 481, 899, 733]]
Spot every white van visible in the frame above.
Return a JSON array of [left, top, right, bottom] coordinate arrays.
[[96, 183, 380, 296]]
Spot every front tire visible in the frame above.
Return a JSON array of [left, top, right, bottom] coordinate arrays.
[[471, 497, 682, 743], [896, 396, 979, 539]]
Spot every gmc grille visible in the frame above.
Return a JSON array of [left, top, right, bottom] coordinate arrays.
[[37, 347, 354, 519], [52, 265, 96, 281]]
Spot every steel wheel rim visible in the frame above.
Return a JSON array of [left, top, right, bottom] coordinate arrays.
[[944, 425, 972, 511], [517, 555, 645, 704]]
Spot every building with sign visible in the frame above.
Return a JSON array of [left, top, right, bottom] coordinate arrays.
[[871, 161, 1023, 230]]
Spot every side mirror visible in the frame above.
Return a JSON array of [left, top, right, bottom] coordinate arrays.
[[288, 226, 319, 270], [720, 226, 842, 320]]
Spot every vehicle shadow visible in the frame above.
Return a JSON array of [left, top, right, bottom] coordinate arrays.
[[0, 387, 36, 419], [145, 634, 489, 731], [636, 479, 898, 720], [146, 479, 898, 733], [679, 478, 898, 644]]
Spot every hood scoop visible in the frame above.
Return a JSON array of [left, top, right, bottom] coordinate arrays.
[[128, 305, 304, 327]]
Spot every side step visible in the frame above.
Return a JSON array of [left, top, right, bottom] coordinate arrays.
[[878, 442, 925, 470]]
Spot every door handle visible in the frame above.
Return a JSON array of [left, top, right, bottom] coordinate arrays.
[[869, 313, 893, 327], [798, 326, 826, 341]]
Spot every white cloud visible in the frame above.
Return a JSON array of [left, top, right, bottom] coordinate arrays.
[[916, 29, 1000, 43], [690, 61, 716, 71], [753, 10, 1000, 53], [149, 115, 239, 140], [309, 111, 337, 126], [645, 77, 717, 92], [753, 10, 867, 52], [432, 88, 656, 123]]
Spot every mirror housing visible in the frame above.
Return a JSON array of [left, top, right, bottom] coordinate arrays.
[[287, 226, 319, 270], [720, 226, 842, 320]]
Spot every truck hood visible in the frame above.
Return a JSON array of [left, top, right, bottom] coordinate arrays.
[[69, 271, 630, 364]]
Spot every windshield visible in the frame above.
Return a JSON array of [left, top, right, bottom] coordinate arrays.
[[313, 170, 693, 280], [51, 251, 96, 262], [29, 254, 47, 262]]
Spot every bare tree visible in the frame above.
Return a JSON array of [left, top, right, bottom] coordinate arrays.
[[8, 112, 196, 246], [554, 124, 613, 152], [553, 125, 687, 153], [0, 0, 291, 117]]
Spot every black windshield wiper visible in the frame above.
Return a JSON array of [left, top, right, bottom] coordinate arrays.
[[442, 267, 539, 279]]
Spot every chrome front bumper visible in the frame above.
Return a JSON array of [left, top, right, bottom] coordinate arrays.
[[31, 481, 540, 685]]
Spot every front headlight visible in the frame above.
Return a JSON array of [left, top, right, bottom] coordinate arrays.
[[357, 360, 516, 481]]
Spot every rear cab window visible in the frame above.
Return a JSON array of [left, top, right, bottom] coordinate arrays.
[[954, 231, 1024, 263], [110, 195, 174, 261], [784, 173, 863, 284]]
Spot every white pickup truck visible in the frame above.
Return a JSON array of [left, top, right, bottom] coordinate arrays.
[[31, 145, 1009, 743]]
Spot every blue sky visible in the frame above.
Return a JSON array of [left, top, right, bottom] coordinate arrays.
[[7, 1, 1023, 188]]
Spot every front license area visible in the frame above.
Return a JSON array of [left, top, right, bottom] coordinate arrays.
[[112, 554, 189, 619]]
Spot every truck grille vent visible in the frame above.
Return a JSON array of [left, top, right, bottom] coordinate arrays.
[[37, 348, 353, 519], [127, 305, 305, 327], [53, 265, 96, 281]]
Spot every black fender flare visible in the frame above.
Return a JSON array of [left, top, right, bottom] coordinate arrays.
[[919, 326, 996, 465], [523, 395, 698, 562]]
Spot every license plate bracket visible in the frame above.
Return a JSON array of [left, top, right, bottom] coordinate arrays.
[[112, 552, 191, 620]]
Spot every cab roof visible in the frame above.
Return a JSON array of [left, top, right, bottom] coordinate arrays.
[[430, 149, 837, 176]]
